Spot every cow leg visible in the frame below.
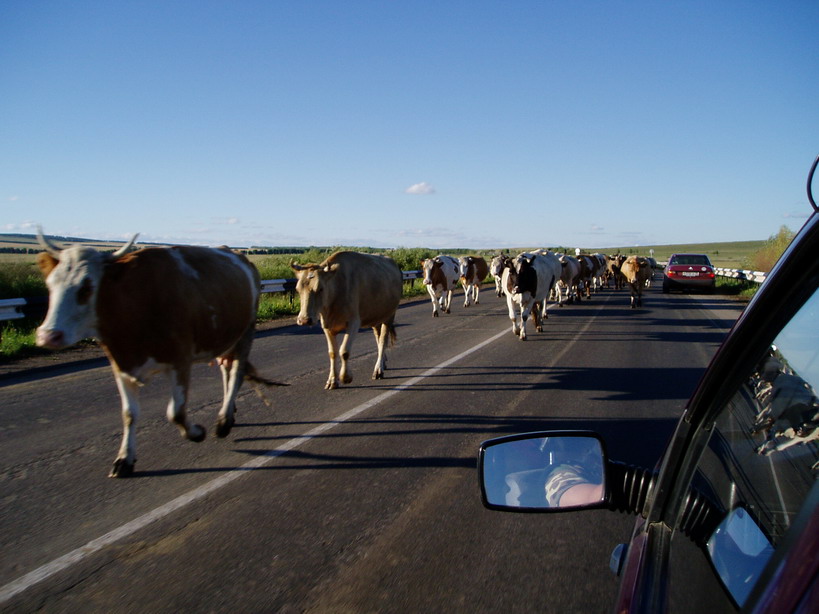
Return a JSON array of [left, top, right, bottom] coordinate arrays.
[[215, 326, 254, 437], [463, 282, 471, 307], [519, 301, 531, 340], [506, 294, 521, 337], [166, 366, 206, 443], [444, 290, 453, 314], [110, 369, 141, 478], [323, 329, 342, 389], [533, 301, 544, 332], [372, 323, 389, 380], [426, 285, 440, 317], [474, 283, 481, 305], [338, 319, 359, 385]]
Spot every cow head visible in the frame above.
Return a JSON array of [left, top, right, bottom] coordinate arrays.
[[291, 261, 340, 326], [420, 258, 441, 286], [489, 254, 507, 277], [458, 257, 473, 280], [35, 229, 139, 349], [512, 255, 537, 297]]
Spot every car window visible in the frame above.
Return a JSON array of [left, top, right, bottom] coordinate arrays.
[[668, 286, 819, 611], [669, 255, 711, 266]]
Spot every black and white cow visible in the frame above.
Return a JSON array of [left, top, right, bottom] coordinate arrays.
[[501, 252, 561, 340]]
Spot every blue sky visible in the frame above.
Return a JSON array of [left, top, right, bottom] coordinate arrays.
[[2, 1, 817, 250]]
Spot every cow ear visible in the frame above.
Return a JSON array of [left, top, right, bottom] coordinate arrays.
[[36, 252, 59, 277]]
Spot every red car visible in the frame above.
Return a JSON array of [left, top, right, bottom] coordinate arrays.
[[479, 156, 819, 613], [662, 253, 716, 293]]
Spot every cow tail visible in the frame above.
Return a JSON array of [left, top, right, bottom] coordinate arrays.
[[387, 321, 397, 347], [244, 360, 288, 407]]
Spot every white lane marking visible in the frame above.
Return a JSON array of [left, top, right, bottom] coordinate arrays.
[[0, 328, 509, 605]]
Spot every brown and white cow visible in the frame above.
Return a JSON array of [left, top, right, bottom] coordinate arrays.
[[620, 256, 652, 308], [579, 253, 608, 294], [420, 255, 460, 316], [458, 256, 489, 307], [35, 231, 277, 478], [292, 251, 402, 389]]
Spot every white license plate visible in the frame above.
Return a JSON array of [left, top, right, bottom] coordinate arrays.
[[682, 272, 699, 277]]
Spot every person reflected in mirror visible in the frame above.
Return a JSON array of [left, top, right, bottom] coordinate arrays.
[[544, 463, 604, 507], [502, 436, 604, 508]]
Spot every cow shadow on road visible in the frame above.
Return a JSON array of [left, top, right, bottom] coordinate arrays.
[[344, 364, 704, 402], [225, 414, 677, 475]]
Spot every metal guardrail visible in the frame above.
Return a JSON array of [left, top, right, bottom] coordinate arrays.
[[0, 268, 765, 324], [0, 299, 27, 321], [0, 272, 427, 323], [714, 268, 767, 283]]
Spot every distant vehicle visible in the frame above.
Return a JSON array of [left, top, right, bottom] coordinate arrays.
[[662, 253, 716, 293], [477, 155, 819, 613]]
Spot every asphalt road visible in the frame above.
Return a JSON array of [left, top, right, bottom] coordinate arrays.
[[0, 283, 746, 613]]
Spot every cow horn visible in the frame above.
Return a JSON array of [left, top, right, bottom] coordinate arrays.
[[291, 261, 306, 271], [112, 234, 139, 258], [36, 226, 64, 257]]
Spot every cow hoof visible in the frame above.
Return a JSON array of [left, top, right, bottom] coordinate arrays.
[[433, 312, 439, 318], [215, 417, 234, 439], [325, 380, 339, 390], [188, 424, 206, 442], [373, 371, 384, 380], [109, 458, 135, 478]]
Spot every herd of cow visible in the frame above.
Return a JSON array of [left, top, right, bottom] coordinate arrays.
[[34, 230, 657, 477], [419, 252, 654, 341]]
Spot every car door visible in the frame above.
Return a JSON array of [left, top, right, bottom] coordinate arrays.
[[622, 207, 819, 613]]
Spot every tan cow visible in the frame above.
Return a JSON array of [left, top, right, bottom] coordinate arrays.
[[606, 254, 627, 289], [620, 256, 652, 308], [35, 230, 279, 477], [292, 251, 402, 389]]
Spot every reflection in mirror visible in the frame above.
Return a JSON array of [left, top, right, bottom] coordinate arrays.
[[751, 288, 819, 470], [481, 434, 605, 510], [707, 507, 774, 607]]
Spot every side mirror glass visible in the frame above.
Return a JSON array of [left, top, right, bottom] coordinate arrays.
[[479, 432, 606, 511], [706, 507, 774, 607]]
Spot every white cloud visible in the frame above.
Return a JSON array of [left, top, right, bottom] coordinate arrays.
[[405, 182, 436, 195]]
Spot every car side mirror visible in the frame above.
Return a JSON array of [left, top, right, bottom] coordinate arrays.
[[479, 431, 608, 511]]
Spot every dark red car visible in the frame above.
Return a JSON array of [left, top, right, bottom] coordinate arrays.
[[479, 156, 819, 613], [662, 253, 716, 293]]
